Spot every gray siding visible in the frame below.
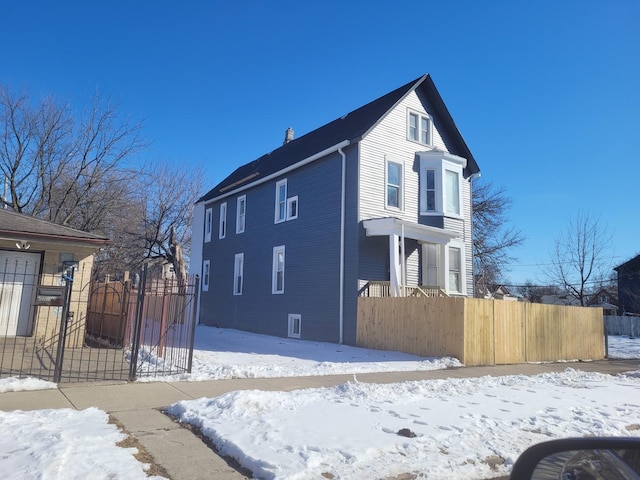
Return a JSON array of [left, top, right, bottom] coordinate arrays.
[[200, 151, 346, 343]]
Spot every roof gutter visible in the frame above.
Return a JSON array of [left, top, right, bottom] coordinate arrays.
[[0, 232, 111, 247], [200, 140, 351, 205]]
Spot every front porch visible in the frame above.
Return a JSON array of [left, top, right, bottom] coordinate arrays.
[[358, 280, 448, 298], [362, 217, 467, 297]]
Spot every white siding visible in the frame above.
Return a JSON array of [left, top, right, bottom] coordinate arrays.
[[359, 90, 453, 222], [359, 88, 474, 295]]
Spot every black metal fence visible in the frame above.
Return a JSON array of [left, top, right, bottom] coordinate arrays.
[[128, 268, 200, 379], [0, 257, 199, 383]]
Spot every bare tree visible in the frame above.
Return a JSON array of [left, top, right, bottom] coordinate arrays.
[[0, 86, 145, 232], [135, 162, 203, 281], [1, 85, 204, 281], [515, 281, 560, 303], [472, 180, 524, 292], [547, 213, 612, 306]]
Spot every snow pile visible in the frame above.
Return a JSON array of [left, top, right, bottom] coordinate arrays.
[[168, 369, 640, 480], [0, 408, 165, 480], [0, 376, 57, 393]]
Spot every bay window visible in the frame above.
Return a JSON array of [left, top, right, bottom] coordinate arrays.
[[419, 151, 466, 218]]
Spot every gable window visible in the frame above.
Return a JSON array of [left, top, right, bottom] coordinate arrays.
[[386, 159, 403, 210], [233, 253, 244, 295], [202, 260, 210, 292], [204, 208, 213, 243], [275, 179, 287, 223], [448, 246, 462, 294], [236, 196, 246, 234], [272, 245, 285, 294], [408, 110, 432, 146], [288, 314, 301, 339], [287, 196, 298, 220], [419, 151, 466, 218], [219, 202, 227, 239]]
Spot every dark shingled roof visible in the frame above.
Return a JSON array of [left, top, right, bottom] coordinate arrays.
[[199, 74, 479, 203], [615, 254, 640, 273], [0, 209, 110, 245]]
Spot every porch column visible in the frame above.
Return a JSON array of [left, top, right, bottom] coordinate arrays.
[[389, 234, 401, 297]]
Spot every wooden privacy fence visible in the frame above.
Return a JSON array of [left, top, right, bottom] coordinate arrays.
[[357, 297, 605, 366]]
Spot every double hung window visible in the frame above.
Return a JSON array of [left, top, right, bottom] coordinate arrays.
[[448, 247, 462, 294], [219, 202, 227, 239], [408, 110, 432, 146], [233, 253, 244, 295], [275, 180, 287, 223], [386, 160, 403, 210], [272, 246, 285, 294], [202, 260, 210, 292], [236, 196, 246, 234], [205, 208, 213, 242]]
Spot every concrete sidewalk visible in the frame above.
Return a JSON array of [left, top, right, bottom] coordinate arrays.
[[1, 359, 638, 479]]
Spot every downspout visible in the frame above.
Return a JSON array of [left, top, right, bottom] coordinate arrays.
[[338, 147, 347, 344], [401, 223, 405, 297]]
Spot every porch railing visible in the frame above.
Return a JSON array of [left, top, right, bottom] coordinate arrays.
[[358, 281, 448, 298]]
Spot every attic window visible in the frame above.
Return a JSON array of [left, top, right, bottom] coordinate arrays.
[[408, 110, 432, 146]]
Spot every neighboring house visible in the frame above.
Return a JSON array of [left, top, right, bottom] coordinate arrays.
[[191, 74, 481, 344], [615, 254, 640, 315], [0, 209, 109, 344], [586, 286, 618, 316], [476, 280, 519, 302], [540, 294, 581, 307]]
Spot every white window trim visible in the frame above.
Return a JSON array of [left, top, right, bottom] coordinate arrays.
[[286, 196, 298, 221], [204, 208, 213, 243], [236, 195, 246, 234], [202, 260, 210, 292], [385, 157, 404, 211], [443, 168, 462, 217], [288, 313, 301, 339], [445, 241, 467, 296], [407, 109, 433, 146], [219, 202, 227, 239], [233, 253, 244, 295], [272, 245, 285, 294], [419, 152, 466, 219], [275, 179, 287, 224], [421, 243, 442, 288]]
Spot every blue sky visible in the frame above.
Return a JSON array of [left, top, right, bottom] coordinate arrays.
[[3, 0, 639, 285]]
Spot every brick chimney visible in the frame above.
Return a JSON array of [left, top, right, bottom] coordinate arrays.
[[283, 127, 294, 145]]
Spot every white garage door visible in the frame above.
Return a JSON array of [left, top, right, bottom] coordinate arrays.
[[0, 251, 41, 336]]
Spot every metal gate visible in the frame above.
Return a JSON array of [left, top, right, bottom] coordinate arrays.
[[0, 262, 199, 383]]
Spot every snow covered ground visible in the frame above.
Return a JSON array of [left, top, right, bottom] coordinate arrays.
[[168, 368, 640, 480], [1, 330, 639, 479], [0, 408, 165, 480], [164, 330, 640, 479], [138, 326, 462, 382]]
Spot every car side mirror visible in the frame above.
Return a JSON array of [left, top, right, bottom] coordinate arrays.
[[511, 437, 640, 479]]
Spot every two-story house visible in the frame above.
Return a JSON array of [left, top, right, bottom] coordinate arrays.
[[191, 74, 481, 345]]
